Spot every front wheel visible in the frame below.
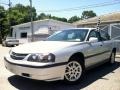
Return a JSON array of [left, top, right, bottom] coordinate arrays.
[[2, 43, 4, 46], [64, 60, 84, 84]]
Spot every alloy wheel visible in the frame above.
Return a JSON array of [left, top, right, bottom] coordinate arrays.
[[64, 61, 82, 82]]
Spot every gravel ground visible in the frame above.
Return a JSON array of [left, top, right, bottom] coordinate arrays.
[[0, 45, 120, 90]]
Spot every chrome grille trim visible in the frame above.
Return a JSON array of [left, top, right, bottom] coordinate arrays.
[[10, 52, 28, 60]]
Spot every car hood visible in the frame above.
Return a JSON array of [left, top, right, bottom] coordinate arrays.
[[12, 41, 82, 54]]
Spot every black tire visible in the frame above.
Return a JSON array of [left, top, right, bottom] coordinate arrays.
[[109, 51, 116, 64], [64, 57, 85, 84], [2, 43, 4, 46], [2, 42, 5, 46], [4, 43, 7, 47]]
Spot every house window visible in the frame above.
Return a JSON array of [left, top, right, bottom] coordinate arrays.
[[21, 32, 27, 38]]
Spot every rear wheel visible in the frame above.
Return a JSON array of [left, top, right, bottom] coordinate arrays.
[[64, 59, 84, 84], [109, 51, 116, 64]]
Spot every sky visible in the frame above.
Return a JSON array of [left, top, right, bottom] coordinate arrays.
[[1, 0, 120, 19]]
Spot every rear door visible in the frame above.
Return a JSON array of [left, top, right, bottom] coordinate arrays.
[[99, 30, 112, 60]]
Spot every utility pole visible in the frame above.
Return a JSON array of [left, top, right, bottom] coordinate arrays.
[[29, 0, 34, 42], [97, 17, 101, 32], [8, 0, 12, 36]]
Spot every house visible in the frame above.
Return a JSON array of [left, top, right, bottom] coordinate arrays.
[[12, 19, 76, 44], [74, 12, 120, 40]]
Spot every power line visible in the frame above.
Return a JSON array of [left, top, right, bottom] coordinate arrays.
[[37, 1, 120, 12], [0, 2, 9, 6]]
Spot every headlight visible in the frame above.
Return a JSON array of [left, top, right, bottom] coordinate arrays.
[[27, 53, 55, 63]]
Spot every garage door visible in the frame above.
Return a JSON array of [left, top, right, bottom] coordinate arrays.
[[110, 23, 120, 53], [99, 24, 120, 53], [99, 25, 109, 34], [111, 24, 120, 39]]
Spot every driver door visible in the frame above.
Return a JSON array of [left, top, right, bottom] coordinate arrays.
[[85, 30, 104, 67]]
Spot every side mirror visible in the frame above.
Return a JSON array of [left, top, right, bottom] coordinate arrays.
[[89, 37, 98, 43]]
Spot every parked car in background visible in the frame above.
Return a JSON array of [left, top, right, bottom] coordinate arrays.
[[4, 28, 116, 84], [2, 37, 19, 47]]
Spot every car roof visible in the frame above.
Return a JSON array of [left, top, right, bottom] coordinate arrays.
[[64, 28, 96, 31]]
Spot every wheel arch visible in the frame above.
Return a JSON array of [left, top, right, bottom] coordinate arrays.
[[68, 52, 85, 65]]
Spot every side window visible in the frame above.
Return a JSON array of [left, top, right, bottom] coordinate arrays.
[[87, 30, 98, 41], [89, 31, 97, 38], [100, 31, 110, 41]]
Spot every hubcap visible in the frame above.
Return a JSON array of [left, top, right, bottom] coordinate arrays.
[[65, 61, 82, 82], [111, 52, 115, 63]]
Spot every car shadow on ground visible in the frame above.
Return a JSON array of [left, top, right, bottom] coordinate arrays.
[[8, 61, 120, 90]]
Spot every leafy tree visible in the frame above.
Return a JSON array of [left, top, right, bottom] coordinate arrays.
[[50, 16, 67, 22], [37, 13, 48, 20], [37, 13, 67, 22], [81, 10, 96, 20], [0, 6, 9, 43], [68, 16, 81, 23], [7, 4, 37, 26]]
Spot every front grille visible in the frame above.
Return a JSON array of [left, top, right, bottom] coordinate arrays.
[[10, 52, 28, 60]]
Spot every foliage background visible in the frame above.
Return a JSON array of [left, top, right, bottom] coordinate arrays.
[[0, 4, 97, 43]]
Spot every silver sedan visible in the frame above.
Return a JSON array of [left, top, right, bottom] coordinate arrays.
[[4, 28, 116, 84]]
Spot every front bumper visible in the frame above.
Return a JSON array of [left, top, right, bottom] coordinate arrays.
[[4, 57, 67, 81]]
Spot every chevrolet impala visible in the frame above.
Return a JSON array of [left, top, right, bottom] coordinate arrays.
[[4, 28, 116, 84]]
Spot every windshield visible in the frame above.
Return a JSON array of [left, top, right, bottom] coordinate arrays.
[[47, 29, 88, 42]]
